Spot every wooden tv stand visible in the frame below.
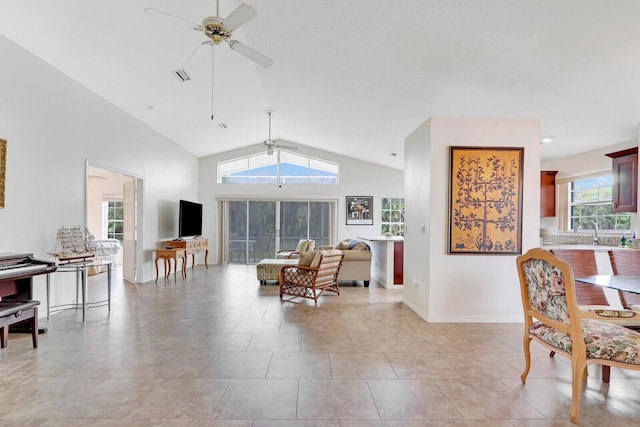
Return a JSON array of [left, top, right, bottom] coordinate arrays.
[[170, 238, 208, 269]]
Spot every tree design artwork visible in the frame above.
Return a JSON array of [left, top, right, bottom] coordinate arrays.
[[450, 148, 522, 254]]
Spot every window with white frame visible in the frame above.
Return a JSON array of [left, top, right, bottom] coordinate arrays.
[[381, 197, 404, 237], [569, 174, 631, 231], [218, 150, 339, 185], [104, 201, 124, 242]]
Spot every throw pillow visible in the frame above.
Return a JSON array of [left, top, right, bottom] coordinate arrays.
[[307, 240, 316, 252], [298, 251, 316, 267], [310, 252, 322, 268], [295, 239, 309, 252], [352, 241, 369, 250], [336, 240, 351, 250]]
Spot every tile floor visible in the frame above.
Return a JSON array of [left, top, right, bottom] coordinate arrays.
[[1, 264, 640, 426]]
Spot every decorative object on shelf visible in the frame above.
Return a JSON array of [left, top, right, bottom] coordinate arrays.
[[346, 196, 373, 225], [448, 146, 524, 255], [0, 139, 6, 209], [48, 226, 97, 263]]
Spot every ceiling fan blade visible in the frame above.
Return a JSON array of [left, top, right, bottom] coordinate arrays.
[[144, 8, 202, 30], [223, 3, 258, 32], [227, 40, 273, 68], [185, 41, 213, 65], [275, 139, 299, 150]]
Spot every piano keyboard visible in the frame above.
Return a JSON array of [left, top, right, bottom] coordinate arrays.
[[0, 263, 49, 279]]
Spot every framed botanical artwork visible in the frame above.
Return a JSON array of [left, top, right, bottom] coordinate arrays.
[[448, 146, 524, 255], [346, 196, 373, 225], [0, 139, 5, 209]]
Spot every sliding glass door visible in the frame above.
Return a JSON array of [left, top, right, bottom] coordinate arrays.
[[279, 201, 331, 250], [222, 199, 336, 264], [227, 201, 276, 263]]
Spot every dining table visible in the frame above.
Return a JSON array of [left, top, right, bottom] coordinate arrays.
[[575, 275, 640, 295]]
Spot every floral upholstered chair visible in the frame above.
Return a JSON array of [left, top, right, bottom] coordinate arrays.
[[516, 248, 640, 423], [279, 249, 343, 305]]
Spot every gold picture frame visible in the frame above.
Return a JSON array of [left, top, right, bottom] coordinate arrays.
[[0, 139, 6, 209], [448, 146, 523, 255]]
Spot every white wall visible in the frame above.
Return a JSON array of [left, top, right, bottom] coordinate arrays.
[[0, 34, 199, 308], [403, 117, 541, 322], [199, 144, 404, 262]]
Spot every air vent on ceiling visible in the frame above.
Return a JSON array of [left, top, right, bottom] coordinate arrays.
[[172, 69, 191, 82]]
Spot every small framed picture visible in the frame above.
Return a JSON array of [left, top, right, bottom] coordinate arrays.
[[346, 196, 373, 225]]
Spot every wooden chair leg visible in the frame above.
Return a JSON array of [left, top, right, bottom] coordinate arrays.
[[0, 326, 6, 348], [602, 365, 610, 383]]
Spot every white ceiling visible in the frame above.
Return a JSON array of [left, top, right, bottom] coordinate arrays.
[[1, 0, 639, 170]]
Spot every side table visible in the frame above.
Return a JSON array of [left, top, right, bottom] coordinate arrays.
[[48, 259, 113, 322], [169, 238, 209, 269], [155, 248, 187, 283]]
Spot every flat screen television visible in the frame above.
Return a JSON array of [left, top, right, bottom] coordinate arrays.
[[179, 200, 203, 238]]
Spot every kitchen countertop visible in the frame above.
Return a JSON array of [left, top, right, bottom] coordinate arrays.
[[542, 244, 628, 251]]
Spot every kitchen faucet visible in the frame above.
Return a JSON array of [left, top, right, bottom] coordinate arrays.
[[575, 220, 599, 246]]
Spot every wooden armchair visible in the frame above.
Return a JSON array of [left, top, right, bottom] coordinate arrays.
[[279, 249, 344, 305], [516, 248, 640, 423], [608, 249, 640, 311]]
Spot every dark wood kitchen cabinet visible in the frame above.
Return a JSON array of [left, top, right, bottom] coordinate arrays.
[[606, 147, 638, 213]]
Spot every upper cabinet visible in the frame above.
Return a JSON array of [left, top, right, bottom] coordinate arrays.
[[540, 171, 558, 217], [606, 147, 638, 212]]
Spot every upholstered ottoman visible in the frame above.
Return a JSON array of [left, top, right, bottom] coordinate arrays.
[[256, 258, 298, 285]]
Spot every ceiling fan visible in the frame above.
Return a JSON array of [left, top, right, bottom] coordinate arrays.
[[145, 1, 273, 68], [260, 111, 298, 155], [145, 1, 273, 120]]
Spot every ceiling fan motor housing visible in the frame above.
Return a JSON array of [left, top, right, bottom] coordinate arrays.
[[202, 16, 231, 44]]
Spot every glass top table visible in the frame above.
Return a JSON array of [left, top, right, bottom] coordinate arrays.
[[575, 275, 640, 295], [48, 259, 114, 322]]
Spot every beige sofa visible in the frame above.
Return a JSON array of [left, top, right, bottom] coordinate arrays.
[[319, 239, 371, 287]]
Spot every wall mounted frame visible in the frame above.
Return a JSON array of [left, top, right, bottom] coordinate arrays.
[[346, 196, 373, 225], [448, 146, 523, 254]]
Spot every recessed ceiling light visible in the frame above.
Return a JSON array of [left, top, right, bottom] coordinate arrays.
[[541, 137, 554, 144]]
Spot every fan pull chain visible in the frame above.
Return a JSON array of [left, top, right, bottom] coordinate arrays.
[[211, 45, 219, 120]]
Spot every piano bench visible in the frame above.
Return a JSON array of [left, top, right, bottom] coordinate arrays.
[[0, 301, 40, 349]]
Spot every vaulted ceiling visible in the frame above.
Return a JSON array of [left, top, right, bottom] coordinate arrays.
[[1, 1, 639, 170]]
